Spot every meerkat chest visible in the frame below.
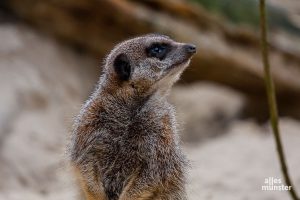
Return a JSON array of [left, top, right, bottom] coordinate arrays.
[[93, 104, 183, 199], [100, 104, 176, 155]]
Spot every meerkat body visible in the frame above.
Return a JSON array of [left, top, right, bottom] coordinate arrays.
[[69, 34, 196, 200]]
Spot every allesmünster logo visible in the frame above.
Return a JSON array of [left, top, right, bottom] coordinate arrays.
[[262, 177, 292, 191]]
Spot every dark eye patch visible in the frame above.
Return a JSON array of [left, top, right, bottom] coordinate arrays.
[[146, 43, 171, 60]]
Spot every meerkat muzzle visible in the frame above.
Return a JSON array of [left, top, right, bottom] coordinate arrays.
[[184, 44, 197, 54], [167, 43, 196, 69]]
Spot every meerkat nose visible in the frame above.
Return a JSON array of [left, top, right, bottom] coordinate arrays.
[[184, 44, 197, 54]]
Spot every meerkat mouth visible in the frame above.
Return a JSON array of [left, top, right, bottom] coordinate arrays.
[[167, 58, 191, 71], [174, 58, 190, 67]]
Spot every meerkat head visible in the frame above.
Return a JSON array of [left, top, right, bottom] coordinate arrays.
[[103, 34, 196, 97]]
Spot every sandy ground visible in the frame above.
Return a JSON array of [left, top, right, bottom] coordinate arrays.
[[0, 23, 299, 200], [186, 119, 300, 200]]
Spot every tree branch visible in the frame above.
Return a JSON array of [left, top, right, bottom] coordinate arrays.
[[259, 0, 299, 199]]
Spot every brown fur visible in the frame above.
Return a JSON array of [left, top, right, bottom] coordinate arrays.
[[69, 34, 196, 200]]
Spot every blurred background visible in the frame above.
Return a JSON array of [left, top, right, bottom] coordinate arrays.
[[0, 0, 300, 199]]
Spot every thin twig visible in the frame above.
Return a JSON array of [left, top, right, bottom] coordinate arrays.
[[259, 0, 299, 199]]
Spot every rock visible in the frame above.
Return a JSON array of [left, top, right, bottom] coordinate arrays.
[[0, 23, 98, 199], [3, 0, 300, 119], [268, 0, 300, 30], [170, 83, 245, 143]]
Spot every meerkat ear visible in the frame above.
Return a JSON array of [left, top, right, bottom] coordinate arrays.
[[113, 53, 131, 81]]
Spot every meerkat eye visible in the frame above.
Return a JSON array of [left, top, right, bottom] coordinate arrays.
[[146, 43, 170, 60]]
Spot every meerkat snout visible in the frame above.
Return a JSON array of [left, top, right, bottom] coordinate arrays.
[[184, 44, 197, 54]]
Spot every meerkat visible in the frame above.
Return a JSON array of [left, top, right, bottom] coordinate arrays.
[[69, 34, 196, 200]]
